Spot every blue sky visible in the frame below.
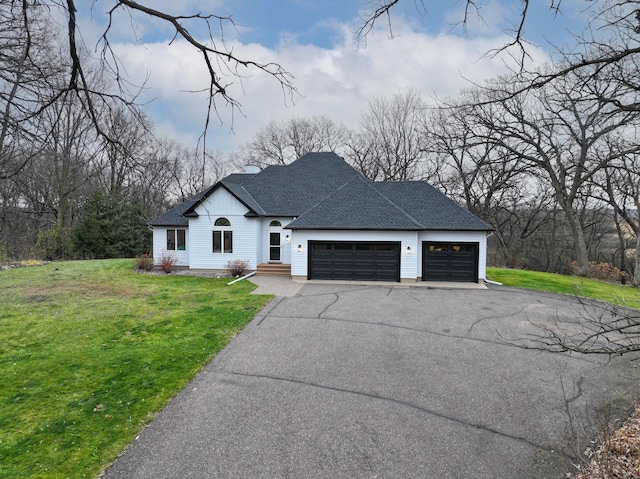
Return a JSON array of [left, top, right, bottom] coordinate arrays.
[[200, 1, 585, 49], [79, 1, 589, 155]]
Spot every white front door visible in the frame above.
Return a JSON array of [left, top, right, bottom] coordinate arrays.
[[268, 220, 282, 262], [269, 232, 281, 262]]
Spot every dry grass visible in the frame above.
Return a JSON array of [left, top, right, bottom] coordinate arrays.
[[572, 406, 640, 478], [0, 259, 47, 269]]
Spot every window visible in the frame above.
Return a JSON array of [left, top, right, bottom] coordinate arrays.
[[167, 229, 186, 251], [269, 220, 281, 227], [213, 218, 233, 253]]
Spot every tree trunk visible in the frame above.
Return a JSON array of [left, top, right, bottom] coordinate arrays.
[[634, 232, 640, 286], [565, 210, 590, 276]]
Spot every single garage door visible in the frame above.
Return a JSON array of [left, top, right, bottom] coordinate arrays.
[[422, 242, 478, 282], [308, 241, 400, 282]]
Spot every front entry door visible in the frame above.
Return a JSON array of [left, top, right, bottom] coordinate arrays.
[[269, 232, 281, 262]]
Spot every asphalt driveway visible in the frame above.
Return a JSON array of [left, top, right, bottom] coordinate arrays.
[[102, 284, 640, 479]]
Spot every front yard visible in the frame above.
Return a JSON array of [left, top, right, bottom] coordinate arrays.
[[0, 259, 271, 479]]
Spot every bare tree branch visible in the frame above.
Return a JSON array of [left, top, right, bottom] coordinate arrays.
[[95, 0, 297, 142], [515, 297, 640, 357]]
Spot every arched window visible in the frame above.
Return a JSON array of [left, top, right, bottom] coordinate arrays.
[[269, 220, 281, 227], [213, 218, 232, 253]]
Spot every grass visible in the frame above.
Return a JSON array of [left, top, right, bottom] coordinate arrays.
[[0, 259, 271, 479], [487, 267, 640, 308]]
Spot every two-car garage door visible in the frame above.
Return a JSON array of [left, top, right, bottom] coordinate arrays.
[[308, 242, 400, 282], [307, 240, 479, 282]]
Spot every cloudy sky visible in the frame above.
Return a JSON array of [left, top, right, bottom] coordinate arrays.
[[77, 1, 589, 154]]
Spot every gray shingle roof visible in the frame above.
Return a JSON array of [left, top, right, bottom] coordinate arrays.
[[183, 152, 364, 217], [286, 178, 424, 230], [287, 178, 493, 231], [147, 190, 208, 226], [150, 152, 493, 232], [372, 182, 494, 231]]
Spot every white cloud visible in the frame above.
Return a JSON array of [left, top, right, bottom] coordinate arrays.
[[111, 16, 550, 154]]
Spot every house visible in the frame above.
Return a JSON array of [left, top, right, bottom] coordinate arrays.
[[148, 152, 494, 283]]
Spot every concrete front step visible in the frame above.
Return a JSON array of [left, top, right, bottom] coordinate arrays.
[[256, 263, 292, 276]]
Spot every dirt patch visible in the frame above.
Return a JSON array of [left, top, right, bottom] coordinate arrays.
[[135, 267, 231, 279], [24, 294, 50, 303]]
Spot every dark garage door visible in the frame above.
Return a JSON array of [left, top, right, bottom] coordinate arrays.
[[423, 242, 478, 282], [308, 242, 400, 282]]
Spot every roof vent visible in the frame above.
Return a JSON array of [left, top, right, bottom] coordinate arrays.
[[243, 165, 261, 174]]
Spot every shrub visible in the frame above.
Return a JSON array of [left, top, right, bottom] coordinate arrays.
[[570, 261, 627, 284], [134, 253, 154, 271], [226, 259, 250, 277], [160, 251, 178, 273], [36, 226, 73, 260]]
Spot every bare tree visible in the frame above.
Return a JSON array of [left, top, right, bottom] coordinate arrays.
[[42, 80, 104, 232], [423, 100, 557, 268], [595, 154, 640, 284], [96, 106, 153, 196], [6, 1, 297, 142], [357, 0, 566, 66], [0, 3, 63, 180], [169, 146, 228, 200], [350, 88, 429, 181], [343, 129, 379, 180], [425, 99, 527, 212], [470, 64, 640, 275], [235, 116, 348, 169]]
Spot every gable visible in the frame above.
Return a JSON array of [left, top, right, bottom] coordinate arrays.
[[193, 186, 250, 217]]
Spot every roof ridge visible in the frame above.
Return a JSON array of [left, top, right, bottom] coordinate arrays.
[[369, 181, 424, 228], [294, 176, 359, 218], [239, 184, 266, 216]]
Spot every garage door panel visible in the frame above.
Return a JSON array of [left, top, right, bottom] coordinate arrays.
[[423, 242, 478, 282], [309, 242, 400, 282]]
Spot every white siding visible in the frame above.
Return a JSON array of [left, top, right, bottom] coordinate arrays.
[[151, 227, 189, 267], [418, 231, 488, 280], [290, 230, 419, 279], [188, 188, 259, 270]]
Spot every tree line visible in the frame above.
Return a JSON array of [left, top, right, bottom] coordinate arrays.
[[2, 1, 640, 286]]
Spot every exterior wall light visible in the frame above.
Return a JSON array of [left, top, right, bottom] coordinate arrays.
[[285, 234, 290, 242], [406, 246, 412, 255], [297, 244, 303, 253]]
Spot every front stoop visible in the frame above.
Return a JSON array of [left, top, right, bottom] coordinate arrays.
[[256, 263, 292, 277]]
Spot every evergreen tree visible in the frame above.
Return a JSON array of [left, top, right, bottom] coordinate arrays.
[[73, 192, 150, 258]]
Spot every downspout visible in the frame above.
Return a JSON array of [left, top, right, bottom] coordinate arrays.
[[484, 231, 502, 285], [227, 271, 257, 285]]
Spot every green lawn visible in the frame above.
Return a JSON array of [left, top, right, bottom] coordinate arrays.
[[487, 267, 640, 308], [0, 259, 271, 479]]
